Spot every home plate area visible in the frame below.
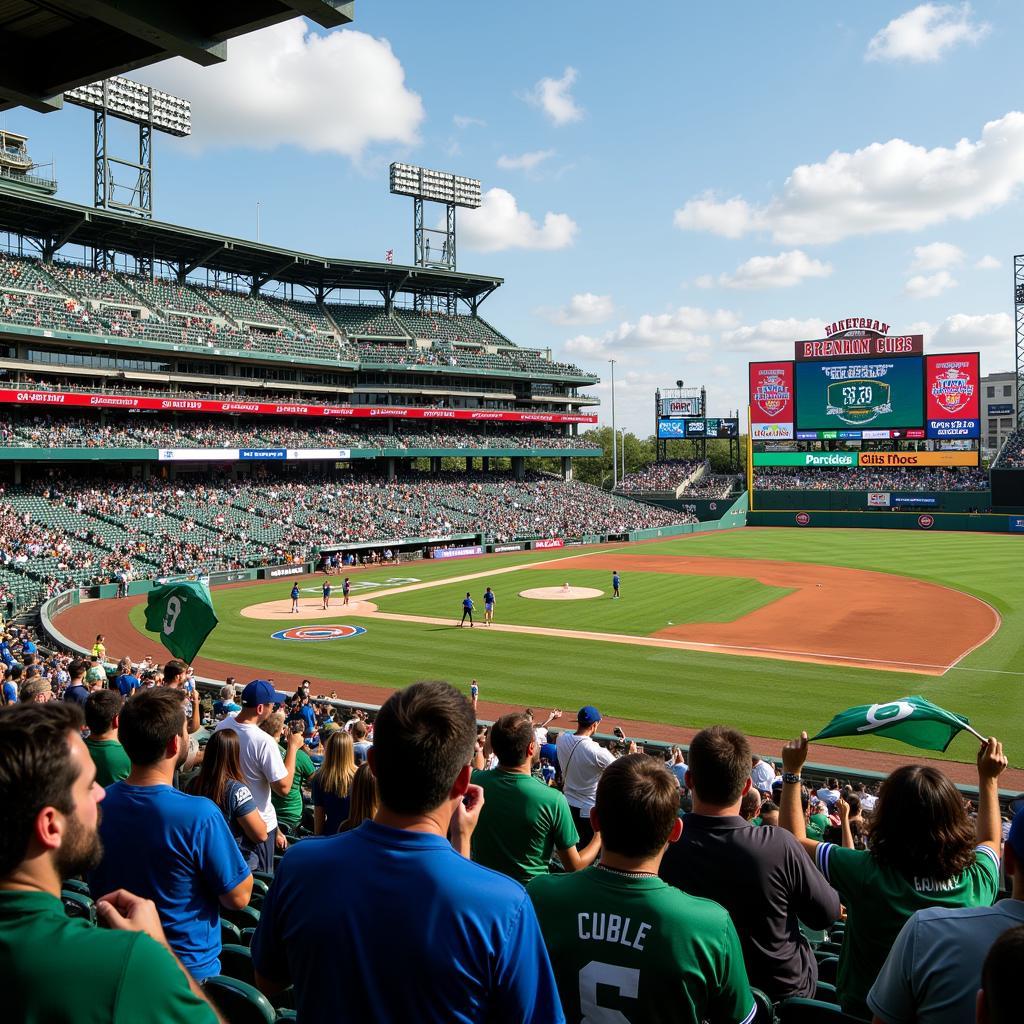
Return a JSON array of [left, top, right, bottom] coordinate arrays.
[[518, 586, 605, 601]]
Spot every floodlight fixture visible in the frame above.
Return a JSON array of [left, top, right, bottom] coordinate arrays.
[[389, 162, 481, 208], [65, 76, 191, 137]]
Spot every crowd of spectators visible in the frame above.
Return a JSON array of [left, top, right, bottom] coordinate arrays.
[[679, 473, 740, 498], [754, 465, 990, 491], [2, 644, 1022, 1023], [993, 430, 1024, 469], [616, 459, 702, 493]]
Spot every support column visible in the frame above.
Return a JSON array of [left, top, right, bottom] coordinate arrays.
[[561, 457, 573, 482], [512, 456, 525, 481], [482, 456, 490, 472], [13, 464, 22, 485], [466, 456, 473, 473], [430, 456, 441, 474], [387, 458, 397, 482]]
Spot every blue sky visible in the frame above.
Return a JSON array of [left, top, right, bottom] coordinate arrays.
[[4, 2, 1022, 432]]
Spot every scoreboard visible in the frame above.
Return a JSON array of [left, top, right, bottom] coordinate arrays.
[[658, 417, 739, 439]]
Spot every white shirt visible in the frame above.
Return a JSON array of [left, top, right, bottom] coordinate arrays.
[[533, 726, 550, 748], [860, 793, 878, 811], [817, 787, 840, 805], [214, 716, 287, 830], [556, 732, 614, 815], [751, 759, 777, 794]]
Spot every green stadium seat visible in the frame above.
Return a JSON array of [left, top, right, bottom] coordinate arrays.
[[274, 1012, 297, 1023], [203, 977, 276, 1024], [252, 871, 275, 887], [749, 986, 775, 1024], [251, 878, 269, 898], [240, 927, 256, 948], [219, 943, 256, 986], [815, 981, 838, 1002], [816, 957, 839, 985], [222, 904, 261, 931], [220, 919, 243, 945], [777, 997, 867, 1022], [61, 878, 91, 897]]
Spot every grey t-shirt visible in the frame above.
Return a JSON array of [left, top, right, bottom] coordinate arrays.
[[868, 899, 1024, 1024]]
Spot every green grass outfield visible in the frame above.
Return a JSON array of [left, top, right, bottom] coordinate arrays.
[[129, 529, 1024, 766]]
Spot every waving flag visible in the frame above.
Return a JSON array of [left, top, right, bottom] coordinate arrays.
[[144, 581, 218, 663], [811, 696, 983, 752]]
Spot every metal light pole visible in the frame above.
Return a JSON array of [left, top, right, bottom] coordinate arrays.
[[256, 201, 262, 242], [621, 427, 626, 480], [609, 358, 617, 490]]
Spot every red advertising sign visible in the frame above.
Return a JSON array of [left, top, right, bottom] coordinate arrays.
[[795, 335, 923, 360], [749, 362, 794, 440], [924, 352, 980, 439], [0, 389, 597, 425], [533, 538, 564, 550]]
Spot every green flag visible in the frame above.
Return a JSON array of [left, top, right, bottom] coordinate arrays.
[[144, 581, 218, 664], [811, 696, 979, 752]]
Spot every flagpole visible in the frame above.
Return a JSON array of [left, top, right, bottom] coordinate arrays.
[[962, 723, 987, 742]]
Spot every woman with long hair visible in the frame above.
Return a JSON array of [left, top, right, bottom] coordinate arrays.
[[337, 762, 379, 833], [779, 730, 1007, 1019], [189, 728, 268, 867], [311, 729, 357, 835]]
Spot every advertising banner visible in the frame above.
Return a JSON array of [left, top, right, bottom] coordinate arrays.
[[989, 404, 1014, 416], [660, 396, 701, 418], [867, 492, 890, 507], [533, 538, 565, 550], [0, 389, 597, 425], [795, 357, 924, 430], [858, 451, 979, 467], [260, 564, 309, 579], [492, 543, 526, 553], [891, 495, 939, 506], [1010, 517, 1024, 533], [749, 362, 794, 440], [431, 545, 484, 559], [753, 452, 858, 467], [925, 353, 980, 439], [657, 420, 687, 439], [795, 335, 923, 361]]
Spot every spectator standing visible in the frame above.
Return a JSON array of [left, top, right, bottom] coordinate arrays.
[[251, 680, 563, 1024], [264, 715, 315, 838], [351, 719, 372, 764], [977, 925, 1024, 1024], [530, 755, 756, 1024], [212, 684, 240, 719], [84, 689, 131, 786], [557, 706, 632, 846], [188, 729, 268, 868], [750, 755, 776, 794], [214, 679, 304, 870], [89, 687, 253, 981], [471, 712, 601, 884], [91, 634, 105, 662], [337, 762, 379, 833], [778, 730, 1006, 1019], [868, 804, 1024, 1023], [659, 725, 839, 1002], [0, 702, 217, 1023], [666, 745, 688, 788], [1, 665, 16, 704], [113, 657, 140, 698], [311, 729, 357, 835], [62, 659, 90, 707]]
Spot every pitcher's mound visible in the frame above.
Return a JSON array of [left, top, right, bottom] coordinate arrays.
[[519, 587, 604, 601], [241, 599, 378, 620]]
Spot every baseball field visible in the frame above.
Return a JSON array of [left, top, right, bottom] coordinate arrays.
[[47, 526, 1024, 772]]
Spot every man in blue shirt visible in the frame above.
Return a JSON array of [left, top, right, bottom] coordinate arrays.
[[90, 687, 253, 981], [252, 681, 563, 1024], [1, 665, 17, 704], [612, 571, 621, 599], [62, 660, 91, 707], [114, 662, 141, 698], [459, 592, 474, 627]]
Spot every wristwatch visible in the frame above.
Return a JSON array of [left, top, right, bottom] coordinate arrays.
[[782, 772, 802, 785]]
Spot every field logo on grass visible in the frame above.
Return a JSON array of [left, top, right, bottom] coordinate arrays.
[[917, 514, 935, 530], [271, 625, 366, 642], [795, 512, 811, 526], [301, 577, 419, 594]]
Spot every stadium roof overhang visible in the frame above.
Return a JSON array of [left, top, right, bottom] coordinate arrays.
[[0, 1, 354, 114], [0, 188, 504, 302]]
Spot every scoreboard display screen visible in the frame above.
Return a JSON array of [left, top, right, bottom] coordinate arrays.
[[795, 357, 924, 431], [659, 417, 738, 439]]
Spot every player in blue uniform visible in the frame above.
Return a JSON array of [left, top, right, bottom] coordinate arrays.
[[460, 593, 475, 628], [483, 587, 495, 626], [612, 571, 621, 599], [322, 579, 331, 610], [290, 583, 300, 614]]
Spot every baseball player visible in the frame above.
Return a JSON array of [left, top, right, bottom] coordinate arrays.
[[290, 582, 300, 614], [322, 578, 332, 610], [342, 577, 351, 606], [459, 592, 474, 628], [483, 587, 495, 626], [612, 571, 621, 599]]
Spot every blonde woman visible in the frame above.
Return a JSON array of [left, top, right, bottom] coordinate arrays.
[[311, 730, 357, 835], [337, 762, 380, 833]]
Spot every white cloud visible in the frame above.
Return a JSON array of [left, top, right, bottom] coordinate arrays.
[[722, 317, 826, 355], [459, 187, 577, 252], [527, 67, 583, 126], [138, 22, 423, 158], [539, 292, 615, 326], [694, 274, 715, 289], [931, 312, 1012, 351], [905, 270, 958, 297], [975, 254, 1001, 270], [673, 111, 1024, 245], [866, 3, 990, 63], [710, 250, 832, 290], [565, 306, 739, 357], [453, 114, 486, 129], [910, 242, 964, 271], [496, 149, 555, 172]]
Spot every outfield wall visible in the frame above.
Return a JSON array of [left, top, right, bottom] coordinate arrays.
[[748, 509, 1024, 533], [752, 490, 989, 513]]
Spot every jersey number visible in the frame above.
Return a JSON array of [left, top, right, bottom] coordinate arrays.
[[163, 596, 182, 636], [579, 961, 640, 1024]]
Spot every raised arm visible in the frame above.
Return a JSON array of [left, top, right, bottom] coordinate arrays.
[[976, 737, 1008, 855], [779, 731, 819, 857]]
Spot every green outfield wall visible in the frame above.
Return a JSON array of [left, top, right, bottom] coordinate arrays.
[[752, 490, 990, 512], [748, 508, 1024, 533]]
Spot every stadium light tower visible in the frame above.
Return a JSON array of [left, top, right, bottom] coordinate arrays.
[[1015, 256, 1024, 428], [609, 358, 617, 490], [65, 76, 191, 226], [389, 162, 481, 313]]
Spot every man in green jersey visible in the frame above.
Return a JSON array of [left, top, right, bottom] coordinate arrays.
[[83, 690, 131, 787], [529, 754, 756, 1024], [0, 701, 218, 1023], [272, 719, 317, 835], [472, 712, 602, 884]]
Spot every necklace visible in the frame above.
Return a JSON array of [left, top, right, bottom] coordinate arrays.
[[596, 863, 658, 879]]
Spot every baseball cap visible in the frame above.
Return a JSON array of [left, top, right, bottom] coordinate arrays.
[[19, 678, 51, 701], [577, 705, 602, 726], [86, 666, 107, 684], [241, 679, 288, 707], [1008, 807, 1024, 858]]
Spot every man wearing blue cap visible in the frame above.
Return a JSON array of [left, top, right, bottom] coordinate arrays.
[[215, 680, 305, 869], [556, 706, 634, 846], [868, 805, 1024, 1024]]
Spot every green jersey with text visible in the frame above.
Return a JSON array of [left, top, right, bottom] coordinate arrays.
[[528, 865, 756, 1024]]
